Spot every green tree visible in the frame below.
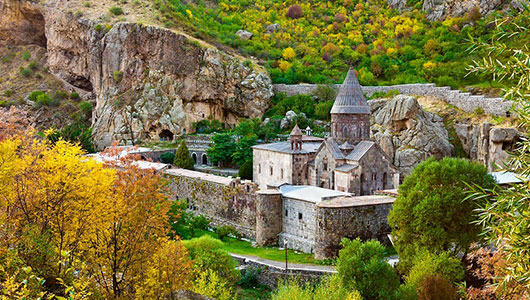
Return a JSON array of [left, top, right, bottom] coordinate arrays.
[[336, 239, 401, 300], [207, 133, 236, 167], [232, 135, 257, 166], [388, 157, 496, 272], [405, 250, 464, 291], [174, 140, 194, 169]]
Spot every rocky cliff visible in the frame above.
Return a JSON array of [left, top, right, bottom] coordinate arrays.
[[1, 0, 274, 149], [388, 0, 523, 20], [369, 95, 455, 176]]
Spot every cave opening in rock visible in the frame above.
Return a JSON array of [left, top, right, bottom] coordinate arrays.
[[159, 129, 174, 141], [33, 10, 47, 48]]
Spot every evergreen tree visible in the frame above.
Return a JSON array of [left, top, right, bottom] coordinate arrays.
[[174, 140, 195, 170]]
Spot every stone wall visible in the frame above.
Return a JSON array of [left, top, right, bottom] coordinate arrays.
[[256, 190, 283, 246], [253, 148, 294, 188], [314, 196, 395, 259], [231, 254, 335, 289], [165, 169, 258, 238], [273, 83, 513, 117], [279, 197, 317, 253]]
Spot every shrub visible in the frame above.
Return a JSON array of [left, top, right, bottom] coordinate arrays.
[[313, 84, 337, 102], [35, 93, 58, 107], [435, 76, 459, 89], [112, 70, 123, 83], [336, 238, 401, 299], [237, 267, 260, 289], [28, 61, 39, 70], [418, 275, 458, 300], [406, 250, 464, 290], [473, 106, 485, 116], [215, 225, 238, 241], [28, 91, 46, 102], [75, 10, 83, 17], [182, 235, 240, 283], [286, 5, 303, 19], [238, 160, 253, 180], [79, 101, 93, 118], [22, 51, 31, 61], [109, 6, 123, 15], [174, 140, 195, 169], [83, 1, 91, 7], [160, 152, 176, 164], [53, 90, 69, 100], [3, 90, 13, 97], [69, 92, 80, 100], [243, 60, 253, 67], [20, 67, 32, 77], [189, 215, 211, 234]]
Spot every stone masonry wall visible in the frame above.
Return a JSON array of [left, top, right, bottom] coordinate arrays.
[[314, 201, 394, 259], [274, 83, 513, 117], [165, 171, 258, 238], [279, 198, 317, 253]]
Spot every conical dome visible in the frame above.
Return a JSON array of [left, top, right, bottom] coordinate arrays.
[[330, 68, 370, 114], [290, 124, 302, 136]]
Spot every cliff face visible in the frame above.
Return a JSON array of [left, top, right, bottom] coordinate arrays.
[[388, 0, 523, 20], [2, 0, 273, 149]]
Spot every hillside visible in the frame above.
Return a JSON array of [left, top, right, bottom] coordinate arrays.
[[152, 0, 505, 88]]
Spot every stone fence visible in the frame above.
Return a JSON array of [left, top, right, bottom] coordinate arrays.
[[230, 254, 335, 288], [273, 83, 513, 117]]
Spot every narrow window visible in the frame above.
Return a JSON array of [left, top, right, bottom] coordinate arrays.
[[285, 209, 288, 217], [281, 168, 284, 179], [270, 166, 273, 176], [298, 212, 303, 220], [259, 164, 261, 173]]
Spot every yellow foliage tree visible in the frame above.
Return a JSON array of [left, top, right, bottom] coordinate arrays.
[[278, 60, 292, 72], [191, 270, 233, 300], [282, 47, 296, 60]]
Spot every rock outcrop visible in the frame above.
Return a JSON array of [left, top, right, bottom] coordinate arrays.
[[2, 0, 274, 150], [387, 0, 523, 20], [0, 0, 47, 47], [455, 122, 520, 171], [370, 95, 454, 176]]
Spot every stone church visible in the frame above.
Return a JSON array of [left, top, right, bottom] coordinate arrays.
[[253, 68, 398, 195]]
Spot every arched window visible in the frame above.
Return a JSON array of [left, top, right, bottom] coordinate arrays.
[[359, 123, 363, 137], [191, 153, 197, 164], [202, 153, 208, 165], [343, 126, 348, 137], [383, 172, 388, 189]]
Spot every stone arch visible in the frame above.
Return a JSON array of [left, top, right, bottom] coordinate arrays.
[[191, 152, 197, 164], [201, 153, 208, 165], [159, 129, 174, 141]]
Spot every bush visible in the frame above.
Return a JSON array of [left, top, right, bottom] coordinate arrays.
[[79, 101, 93, 118], [174, 140, 195, 169], [286, 5, 303, 19], [160, 152, 176, 164], [69, 92, 80, 100], [215, 225, 238, 241], [182, 235, 240, 283], [53, 90, 69, 100], [189, 215, 211, 237], [28, 61, 39, 70], [3, 90, 13, 97], [473, 106, 485, 116], [418, 275, 458, 300], [313, 84, 337, 102], [336, 238, 401, 300], [109, 6, 123, 15], [83, 1, 91, 7], [237, 267, 260, 289], [35, 93, 58, 107], [20, 67, 32, 77], [22, 51, 31, 61], [406, 250, 464, 290], [112, 70, 123, 83], [238, 160, 253, 180], [28, 91, 46, 102]]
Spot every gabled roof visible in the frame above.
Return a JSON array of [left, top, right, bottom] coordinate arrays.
[[331, 68, 370, 114], [346, 141, 375, 161], [290, 124, 302, 136], [326, 138, 345, 159], [339, 141, 355, 150], [252, 141, 321, 154]]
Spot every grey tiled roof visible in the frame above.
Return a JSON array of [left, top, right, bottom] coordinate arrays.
[[346, 141, 375, 161], [253, 141, 322, 154], [326, 139, 345, 159], [331, 68, 370, 114], [335, 163, 359, 172]]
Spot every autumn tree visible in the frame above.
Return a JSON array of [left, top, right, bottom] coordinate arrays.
[[86, 152, 173, 299]]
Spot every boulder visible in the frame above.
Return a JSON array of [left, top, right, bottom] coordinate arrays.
[[421, 0, 523, 21], [236, 29, 253, 40], [266, 23, 280, 33], [370, 95, 454, 176], [285, 110, 297, 122]]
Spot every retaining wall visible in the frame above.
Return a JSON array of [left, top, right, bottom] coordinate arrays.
[[231, 254, 335, 288], [273, 83, 513, 117]]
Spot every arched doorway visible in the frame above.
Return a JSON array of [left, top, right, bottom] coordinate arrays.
[[191, 153, 197, 164], [159, 129, 174, 141], [201, 154, 208, 165], [383, 172, 387, 190]]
